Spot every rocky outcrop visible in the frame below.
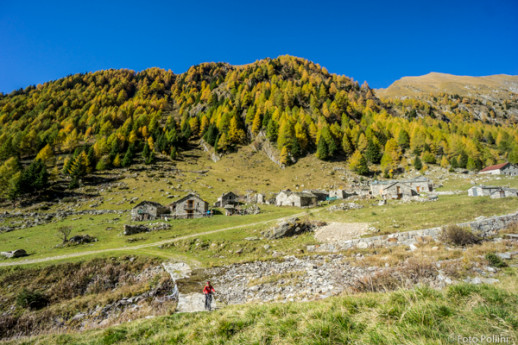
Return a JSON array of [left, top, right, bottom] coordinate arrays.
[[252, 131, 288, 167], [123, 224, 150, 236], [262, 218, 324, 239], [1, 249, 28, 258], [199, 139, 221, 163]]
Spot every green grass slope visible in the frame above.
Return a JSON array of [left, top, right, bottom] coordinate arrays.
[[3, 279, 517, 345]]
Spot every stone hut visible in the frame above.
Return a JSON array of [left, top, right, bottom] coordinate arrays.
[[246, 193, 266, 204], [276, 190, 317, 207], [370, 177, 433, 198], [169, 194, 209, 219], [404, 177, 433, 193], [479, 162, 518, 176], [382, 182, 417, 199], [131, 201, 169, 221], [214, 192, 240, 208], [490, 188, 518, 199], [468, 185, 502, 197]]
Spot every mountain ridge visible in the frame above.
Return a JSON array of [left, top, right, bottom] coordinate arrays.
[[376, 72, 518, 99]]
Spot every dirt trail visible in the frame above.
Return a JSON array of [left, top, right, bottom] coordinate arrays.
[[0, 210, 317, 267], [314, 222, 370, 243]]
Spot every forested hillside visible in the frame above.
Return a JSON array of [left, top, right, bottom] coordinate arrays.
[[1, 56, 517, 200]]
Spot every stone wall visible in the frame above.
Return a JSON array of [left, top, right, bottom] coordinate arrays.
[[309, 210, 518, 252]]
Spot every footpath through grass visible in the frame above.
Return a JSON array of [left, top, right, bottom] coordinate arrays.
[[0, 206, 303, 267], [5, 276, 517, 345]]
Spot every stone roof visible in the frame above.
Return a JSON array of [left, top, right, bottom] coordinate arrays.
[[132, 201, 166, 209], [169, 193, 208, 206], [470, 185, 501, 190]]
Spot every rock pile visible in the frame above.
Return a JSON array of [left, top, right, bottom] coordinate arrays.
[[205, 255, 381, 304]]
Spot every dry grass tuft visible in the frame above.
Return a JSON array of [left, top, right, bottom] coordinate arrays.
[[351, 257, 437, 293], [440, 225, 480, 246]]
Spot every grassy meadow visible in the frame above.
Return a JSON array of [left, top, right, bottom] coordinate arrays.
[[1, 145, 518, 268]]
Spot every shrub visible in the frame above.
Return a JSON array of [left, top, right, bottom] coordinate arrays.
[[440, 225, 480, 246], [485, 253, 508, 268], [16, 289, 49, 310], [351, 258, 438, 293]]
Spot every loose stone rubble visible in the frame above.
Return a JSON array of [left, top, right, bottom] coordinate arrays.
[[205, 255, 383, 304]]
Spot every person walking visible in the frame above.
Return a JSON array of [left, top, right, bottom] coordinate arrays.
[[203, 281, 215, 311]]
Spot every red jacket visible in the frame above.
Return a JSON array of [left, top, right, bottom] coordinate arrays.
[[203, 285, 215, 294]]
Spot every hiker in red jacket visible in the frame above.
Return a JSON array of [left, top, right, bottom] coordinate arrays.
[[203, 281, 215, 311]]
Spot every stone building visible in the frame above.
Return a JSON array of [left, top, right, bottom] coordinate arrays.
[[490, 188, 518, 199], [214, 192, 240, 208], [169, 194, 209, 219], [276, 190, 317, 207], [370, 177, 433, 198], [329, 189, 348, 199], [131, 201, 169, 221], [381, 182, 417, 199], [246, 192, 266, 204], [404, 177, 434, 193], [468, 185, 502, 197], [479, 162, 518, 176]]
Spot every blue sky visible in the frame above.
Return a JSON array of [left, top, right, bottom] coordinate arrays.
[[1, 0, 517, 93]]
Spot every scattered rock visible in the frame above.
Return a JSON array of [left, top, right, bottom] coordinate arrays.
[[149, 223, 171, 231], [484, 266, 496, 273], [496, 252, 512, 260], [464, 276, 500, 285], [123, 224, 150, 236], [68, 235, 97, 245], [1, 249, 28, 258], [329, 202, 364, 211]]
